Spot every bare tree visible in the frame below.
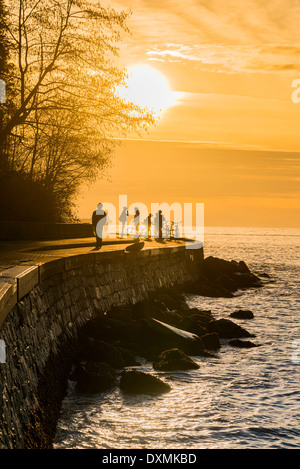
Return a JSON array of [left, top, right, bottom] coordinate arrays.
[[0, 0, 15, 164], [0, 0, 154, 220], [2, 0, 153, 143]]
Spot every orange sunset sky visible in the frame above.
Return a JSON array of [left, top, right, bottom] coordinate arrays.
[[77, 0, 300, 228]]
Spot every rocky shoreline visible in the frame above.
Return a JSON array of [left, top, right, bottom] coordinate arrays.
[[1, 248, 271, 449], [66, 255, 265, 398]]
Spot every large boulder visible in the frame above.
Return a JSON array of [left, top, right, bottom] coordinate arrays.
[[177, 309, 214, 336], [106, 305, 134, 321], [207, 318, 255, 339], [117, 347, 141, 367], [74, 361, 117, 394], [231, 272, 262, 288], [78, 336, 126, 369], [194, 281, 234, 298], [229, 310, 254, 320], [80, 316, 143, 344], [141, 318, 215, 357], [177, 316, 207, 338], [214, 275, 239, 293], [188, 256, 262, 298], [186, 308, 214, 323], [202, 256, 250, 278], [258, 272, 270, 278], [133, 299, 184, 326], [201, 333, 221, 350], [153, 348, 200, 371], [119, 370, 171, 395], [150, 289, 190, 313], [132, 298, 168, 321], [160, 310, 184, 327], [228, 339, 259, 348]]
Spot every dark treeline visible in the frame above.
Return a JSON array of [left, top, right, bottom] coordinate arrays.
[[0, 0, 154, 222]]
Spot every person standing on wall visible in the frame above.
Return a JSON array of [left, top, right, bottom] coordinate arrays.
[[133, 207, 140, 239], [144, 213, 152, 239], [119, 206, 129, 238], [92, 203, 107, 249]]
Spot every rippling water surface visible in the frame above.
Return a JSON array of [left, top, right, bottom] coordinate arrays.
[[54, 227, 300, 449]]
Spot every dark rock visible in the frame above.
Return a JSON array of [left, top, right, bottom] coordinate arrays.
[[161, 310, 183, 326], [178, 316, 207, 338], [118, 347, 141, 366], [258, 272, 270, 278], [236, 260, 250, 273], [151, 289, 189, 312], [229, 310, 254, 320], [188, 256, 263, 298], [141, 307, 183, 326], [195, 282, 234, 298], [137, 318, 215, 358], [201, 333, 221, 350], [129, 344, 163, 362], [214, 275, 238, 293], [186, 308, 214, 320], [228, 339, 259, 348], [148, 318, 204, 354], [78, 336, 126, 369], [231, 272, 262, 288], [106, 305, 134, 321], [189, 345, 217, 358], [132, 299, 168, 321], [202, 256, 250, 279], [207, 318, 255, 339], [81, 316, 143, 344], [177, 310, 214, 337], [119, 370, 171, 394], [75, 361, 117, 394], [153, 348, 200, 371], [185, 309, 214, 325]]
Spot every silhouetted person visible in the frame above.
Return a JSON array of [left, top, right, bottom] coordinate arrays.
[[119, 206, 128, 238], [154, 211, 159, 238], [92, 203, 107, 248], [158, 210, 164, 239], [144, 213, 152, 239], [154, 210, 165, 240], [133, 207, 140, 238]]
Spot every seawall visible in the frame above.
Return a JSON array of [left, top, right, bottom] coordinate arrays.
[[0, 245, 203, 448]]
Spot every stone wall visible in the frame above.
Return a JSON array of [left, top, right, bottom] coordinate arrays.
[[0, 245, 203, 448]]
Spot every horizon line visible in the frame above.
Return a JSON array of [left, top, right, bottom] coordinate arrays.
[[112, 137, 300, 154]]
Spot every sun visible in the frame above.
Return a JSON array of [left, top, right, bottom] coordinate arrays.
[[118, 64, 175, 115]]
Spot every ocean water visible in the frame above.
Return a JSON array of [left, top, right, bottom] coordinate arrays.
[[54, 227, 300, 449]]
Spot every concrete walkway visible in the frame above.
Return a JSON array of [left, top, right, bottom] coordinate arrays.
[[0, 236, 187, 269]]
